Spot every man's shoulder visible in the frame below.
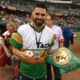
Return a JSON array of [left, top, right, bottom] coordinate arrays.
[[18, 23, 31, 31], [19, 23, 30, 29], [53, 25, 62, 30]]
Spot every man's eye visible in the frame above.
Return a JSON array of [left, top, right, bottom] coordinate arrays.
[[41, 14, 45, 16], [35, 13, 45, 16], [35, 13, 40, 16]]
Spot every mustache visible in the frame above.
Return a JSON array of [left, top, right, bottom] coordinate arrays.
[[35, 19, 44, 21]]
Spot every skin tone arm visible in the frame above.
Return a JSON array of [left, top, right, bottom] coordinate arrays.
[[11, 46, 27, 60], [59, 41, 64, 48]]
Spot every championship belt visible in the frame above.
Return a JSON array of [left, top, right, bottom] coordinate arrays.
[[47, 47, 80, 73]]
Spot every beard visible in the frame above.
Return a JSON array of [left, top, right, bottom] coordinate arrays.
[[33, 18, 45, 27]]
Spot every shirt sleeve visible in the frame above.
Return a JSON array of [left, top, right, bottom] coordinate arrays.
[[10, 32, 22, 49]]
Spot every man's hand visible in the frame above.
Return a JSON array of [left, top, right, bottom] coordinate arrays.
[[12, 47, 33, 61], [18, 51, 34, 60]]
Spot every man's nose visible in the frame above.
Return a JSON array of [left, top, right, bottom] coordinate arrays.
[[38, 15, 43, 19]]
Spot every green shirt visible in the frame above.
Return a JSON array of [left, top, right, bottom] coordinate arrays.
[[20, 61, 47, 79]]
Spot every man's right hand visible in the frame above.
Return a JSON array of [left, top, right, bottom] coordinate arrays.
[[12, 47, 33, 61]]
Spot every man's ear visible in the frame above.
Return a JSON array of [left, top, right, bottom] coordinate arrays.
[[31, 11, 34, 18], [30, 14, 33, 19]]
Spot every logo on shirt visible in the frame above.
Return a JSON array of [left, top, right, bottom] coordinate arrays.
[[36, 42, 50, 48]]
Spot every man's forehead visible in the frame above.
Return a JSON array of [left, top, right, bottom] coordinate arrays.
[[33, 7, 47, 13]]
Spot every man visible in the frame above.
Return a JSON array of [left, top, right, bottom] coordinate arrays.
[[10, 3, 54, 80], [0, 17, 7, 35], [45, 14, 64, 50], [62, 22, 73, 48], [24, 14, 31, 24], [45, 14, 64, 80], [14, 18, 21, 30]]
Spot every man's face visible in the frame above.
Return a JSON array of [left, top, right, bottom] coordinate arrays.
[[31, 7, 47, 26], [45, 15, 53, 27]]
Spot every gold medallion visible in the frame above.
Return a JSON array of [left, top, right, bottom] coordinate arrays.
[[52, 47, 71, 65]]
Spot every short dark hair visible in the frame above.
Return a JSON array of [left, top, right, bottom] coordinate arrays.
[[34, 2, 47, 11]]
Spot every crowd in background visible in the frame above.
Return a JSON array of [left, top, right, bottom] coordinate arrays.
[[0, 14, 80, 29]]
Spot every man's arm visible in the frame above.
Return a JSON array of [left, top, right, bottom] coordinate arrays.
[[59, 41, 64, 47], [11, 46, 27, 60], [58, 27, 64, 48]]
